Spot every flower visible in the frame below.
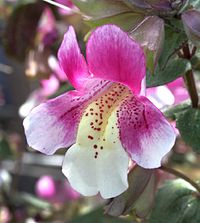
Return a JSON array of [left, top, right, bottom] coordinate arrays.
[[147, 77, 189, 110], [23, 25, 176, 199]]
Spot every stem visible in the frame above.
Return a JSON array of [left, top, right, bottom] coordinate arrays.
[[181, 44, 199, 108], [160, 165, 200, 194], [184, 69, 199, 108]]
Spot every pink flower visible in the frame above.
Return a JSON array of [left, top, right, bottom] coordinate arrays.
[[35, 175, 56, 199], [19, 75, 59, 118], [147, 78, 189, 109], [23, 25, 175, 199]]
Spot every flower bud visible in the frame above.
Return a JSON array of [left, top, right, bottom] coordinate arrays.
[[182, 9, 200, 47], [130, 16, 164, 72]]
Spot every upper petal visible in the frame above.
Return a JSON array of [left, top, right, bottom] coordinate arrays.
[[58, 26, 89, 91], [118, 95, 176, 168], [23, 80, 110, 155], [86, 25, 146, 94]]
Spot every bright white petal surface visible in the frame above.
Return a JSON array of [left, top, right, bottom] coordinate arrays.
[[62, 83, 130, 198]]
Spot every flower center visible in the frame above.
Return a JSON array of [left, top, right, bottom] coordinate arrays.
[[76, 83, 131, 159]]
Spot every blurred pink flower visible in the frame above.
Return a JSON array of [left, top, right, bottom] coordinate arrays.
[[147, 77, 189, 110], [56, 0, 79, 15], [37, 7, 58, 46], [35, 175, 56, 199], [19, 75, 60, 118]]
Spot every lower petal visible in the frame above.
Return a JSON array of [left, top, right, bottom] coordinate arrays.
[[62, 141, 129, 199], [118, 95, 176, 168]]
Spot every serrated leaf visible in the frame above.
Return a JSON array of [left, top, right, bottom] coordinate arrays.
[[176, 108, 200, 153], [149, 179, 200, 223], [70, 208, 132, 223], [146, 58, 191, 87], [159, 25, 187, 69]]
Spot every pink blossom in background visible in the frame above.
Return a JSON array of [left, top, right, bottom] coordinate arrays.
[[166, 77, 189, 105], [35, 175, 56, 199], [147, 77, 189, 110], [35, 176, 80, 202], [56, 0, 79, 15], [19, 75, 59, 118], [48, 56, 68, 82], [37, 7, 58, 46], [24, 25, 176, 199]]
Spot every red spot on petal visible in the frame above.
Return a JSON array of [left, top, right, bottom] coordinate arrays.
[[88, 135, 94, 140]]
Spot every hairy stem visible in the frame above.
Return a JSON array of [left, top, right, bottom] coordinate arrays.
[[160, 165, 200, 194]]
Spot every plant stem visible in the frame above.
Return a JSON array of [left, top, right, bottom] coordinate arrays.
[[184, 69, 199, 108], [160, 165, 200, 194], [181, 43, 199, 108]]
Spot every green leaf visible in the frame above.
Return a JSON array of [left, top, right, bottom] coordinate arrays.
[[149, 179, 200, 223], [0, 136, 13, 159], [146, 58, 191, 87], [146, 25, 190, 87], [19, 193, 52, 210], [176, 108, 200, 153], [70, 208, 132, 223], [72, 0, 130, 20], [85, 12, 144, 32], [163, 100, 191, 120], [159, 25, 187, 69]]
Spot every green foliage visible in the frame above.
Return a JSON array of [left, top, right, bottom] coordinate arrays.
[[70, 208, 132, 223], [85, 12, 144, 32], [149, 179, 200, 223], [147, 25, 190, 87], [146, 58, 190, 87], [0, 136, 13, 159], [176, 108, 200, 153], [19, 193, 52, 210]]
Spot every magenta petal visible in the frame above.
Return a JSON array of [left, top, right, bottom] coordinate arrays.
[[58, 26, 89, 91], [86, 25, 146, 94], [23, 80, 110, 155], [118, 95, 176, 168]]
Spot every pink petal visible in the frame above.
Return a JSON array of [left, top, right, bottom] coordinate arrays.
[[166, 77, 189, 105], [86, 25, 146, 94], [40, 75, 60, 96], [58, 26, 89, 91], [23, 80, 110, 155], [118, 95, 176, 168]]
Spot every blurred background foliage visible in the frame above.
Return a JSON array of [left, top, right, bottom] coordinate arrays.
[[0, 0, 200, 222]]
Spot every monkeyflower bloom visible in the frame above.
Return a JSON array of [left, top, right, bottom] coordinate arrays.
[[24, 25, 175, 199]]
